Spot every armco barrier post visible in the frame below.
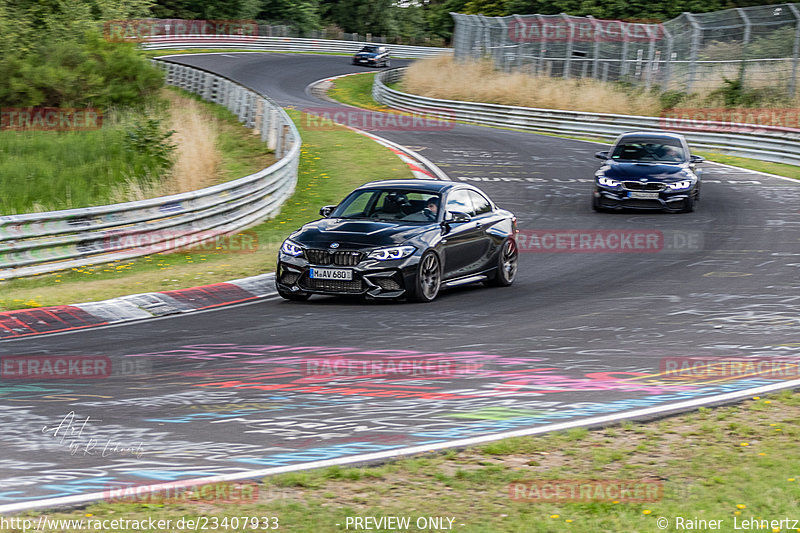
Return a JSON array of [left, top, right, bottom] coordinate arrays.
[[267, 109, 278, 150]]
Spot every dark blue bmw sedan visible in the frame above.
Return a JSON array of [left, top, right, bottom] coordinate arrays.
[[592, 132, 704, 213]]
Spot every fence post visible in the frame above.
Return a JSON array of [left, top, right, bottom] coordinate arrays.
[[685, 13, 702, 93], [736, 8, 752, 92], [511, 15, 525, 72], [537, 15, 548, 76], [496, 17, 511, 72], [662, 26, 674, 91], [589, 16, 602, 80], [620, 20, 630, 78], [788, 3, 800, 97], [562, 14, 575, 79], [644, 24, 657, 91]]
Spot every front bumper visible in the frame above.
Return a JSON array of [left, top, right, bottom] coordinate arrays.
[[593, 186, 694, 211], [276, 254, 417, 299]]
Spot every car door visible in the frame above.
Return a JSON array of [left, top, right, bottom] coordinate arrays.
[[441, 189, 485, 279], [465, 190, 498, 271]]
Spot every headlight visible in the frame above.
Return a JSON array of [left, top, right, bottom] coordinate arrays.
[[280, 239, 304, 257], [597, 176, 620, 188], [667, 180, 693, 190], [368, 245, 416, 261]]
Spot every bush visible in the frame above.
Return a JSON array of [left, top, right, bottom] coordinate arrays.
[[0, 31, 163, 108], [659, 90, 689, 110], [706, 73, 791, 108], [124, 117, 177, 172]]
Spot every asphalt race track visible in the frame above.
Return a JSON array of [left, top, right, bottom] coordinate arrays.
[[2, 53, 800, 511]]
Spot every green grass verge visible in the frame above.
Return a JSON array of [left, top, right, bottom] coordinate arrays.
[[0, 103, 169, 214], [0, 106, 411, 311], [326, 72, 390, 112], [331, 72, 800, 181], [20, 391, 800, 531]]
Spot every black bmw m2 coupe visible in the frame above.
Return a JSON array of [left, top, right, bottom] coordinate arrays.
[[276, 180, 518, 302]]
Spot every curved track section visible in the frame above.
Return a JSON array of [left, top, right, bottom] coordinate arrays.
[[2, 53, 800, 512]]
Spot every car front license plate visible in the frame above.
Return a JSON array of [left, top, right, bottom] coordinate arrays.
[[309, 268, 352, 281], [628, 191, 660, 199]]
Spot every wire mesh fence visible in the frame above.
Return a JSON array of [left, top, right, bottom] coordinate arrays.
[[451, 4, 800, 96]]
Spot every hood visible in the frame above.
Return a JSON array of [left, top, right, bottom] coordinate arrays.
[[290, 218, 431, 248], [355, 51, 379, 57], [600, 161, 692, 182]]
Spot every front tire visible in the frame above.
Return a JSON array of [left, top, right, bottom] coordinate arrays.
[[488, 238, 518, 287], [681, 195, 695, 213], [409, 251, 441, 302], [592, 195, 607, 212]]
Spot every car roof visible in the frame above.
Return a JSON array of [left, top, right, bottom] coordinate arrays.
[[616, 131, 687, 142], [354, 179, 455, 193]]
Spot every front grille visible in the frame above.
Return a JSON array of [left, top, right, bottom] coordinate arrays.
[[302, 277, 365, 293], [624, 199, 662, 208], [622, 181, 666, 191], [305, 249, 364, 266]]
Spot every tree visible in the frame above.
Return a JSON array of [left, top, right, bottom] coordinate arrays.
[[319, 0, 397, 36], [253, 0, 321, 34]]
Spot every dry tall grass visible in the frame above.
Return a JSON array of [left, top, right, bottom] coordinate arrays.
[[402, 55, 663, 116], [109, 90, 222, 204], [402, 55, 800, 117], [163, 90, 222, 194]]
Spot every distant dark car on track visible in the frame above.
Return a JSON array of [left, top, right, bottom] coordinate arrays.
[[352, 45, 390, 67], [276, 180, 518, 302], [592, 131, 704, 213]]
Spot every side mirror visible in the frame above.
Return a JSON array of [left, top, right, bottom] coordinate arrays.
[[595, 151, 610, 160], [445, 211, 472, 224], [690, 155, 705, 164], [319, 205, 336, 217]]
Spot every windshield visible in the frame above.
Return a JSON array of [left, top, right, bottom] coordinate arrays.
[[610, 139, 686, 163], [360, 46, 379, 53], [331, 189, 441, 222]]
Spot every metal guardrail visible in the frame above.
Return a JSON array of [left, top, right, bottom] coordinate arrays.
[[0, 59, 300, 280], [373, 67, 800, 166], [142, 35, 451, 59]]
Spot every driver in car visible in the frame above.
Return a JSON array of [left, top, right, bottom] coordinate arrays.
[[423, 197, 439, 220]]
